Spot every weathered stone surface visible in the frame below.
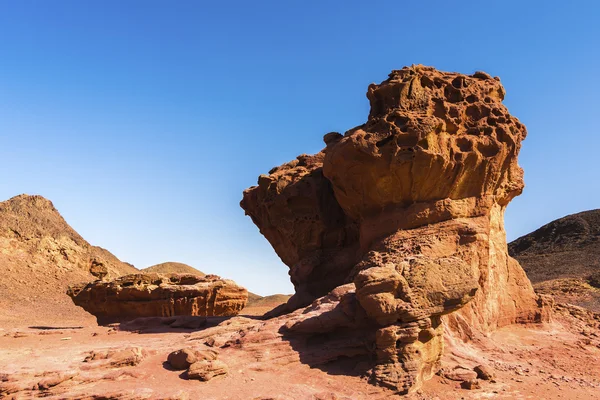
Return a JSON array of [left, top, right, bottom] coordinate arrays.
[[68, 273, 248, 324], [443, 367, 478, 382], [474, 364, 495, 381], [187, 360, 228, 381], [460, 379, 480, 390], [168, 348, 198, 370], [168, 347, 219, 371], [241, 153, 360, 309], [240, 65, 546, 394]]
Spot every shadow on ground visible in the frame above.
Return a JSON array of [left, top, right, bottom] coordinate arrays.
[[116, 315, 263, 334]]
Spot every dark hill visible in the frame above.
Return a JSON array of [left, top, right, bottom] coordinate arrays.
[[509, 209, 600, 311]]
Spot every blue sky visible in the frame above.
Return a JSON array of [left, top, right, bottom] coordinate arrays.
[[0, 1, 598, 295]]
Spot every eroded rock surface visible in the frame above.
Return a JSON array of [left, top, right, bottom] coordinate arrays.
[[239, 65, 547, 393], [68, 273, 248, 324]]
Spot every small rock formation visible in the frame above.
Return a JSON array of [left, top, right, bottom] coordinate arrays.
[[239, 66, 547, 393], [443, 367, 478, 382], [474, 364, 495, 381], [460, 379, 480, 390], [167, 347, 218, 370], [168, 348, 199, 370], [83, 347, 147, 368], [187, 360, 228, 381], [68, 273, 248, 324]]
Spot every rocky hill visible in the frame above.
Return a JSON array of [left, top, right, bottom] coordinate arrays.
[[509, 209, 600, 311], [141, 262, 205, 276], [0, 194, 137, 327]]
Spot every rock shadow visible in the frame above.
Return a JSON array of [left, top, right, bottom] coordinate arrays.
[[117, 315, 263, 334], [277, 297, 375, 379], [28, 326, 84, 330]]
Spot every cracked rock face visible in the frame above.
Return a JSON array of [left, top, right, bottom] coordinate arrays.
[[67, 273, 248, 324], [240, 65, 545, 393]]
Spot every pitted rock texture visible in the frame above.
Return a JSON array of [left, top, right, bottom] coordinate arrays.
[[240, 65, 545, 393], [68, 273, 248, 324]]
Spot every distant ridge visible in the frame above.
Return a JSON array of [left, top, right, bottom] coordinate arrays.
[[141, 262, 205, 276], [509, 209, 600, 283], [509, 209, 600, 311]]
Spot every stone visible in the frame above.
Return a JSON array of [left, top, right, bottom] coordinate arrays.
[[187, 360, 228, 381], [168, 347, 217, 371], [195, 349, 219, 361], [474, 364, 495, 380], [35, 373, 76, 390], [238, 66, 547, 394], [168, 348, 198, 370], [444, 368, 478, 382], [82, 347, 146, 370], [460, 379, 481, 390], [67, 273, 248, 324], [108, 347, 147, 367]]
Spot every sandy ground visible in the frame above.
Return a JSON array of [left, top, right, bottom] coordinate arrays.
[[1, 307, 599, 400]]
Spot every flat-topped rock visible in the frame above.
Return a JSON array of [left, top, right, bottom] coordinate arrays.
[[67, 273, 248, 324]]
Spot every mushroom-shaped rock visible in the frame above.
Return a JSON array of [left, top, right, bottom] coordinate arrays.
[[239, 66, 547, 394]]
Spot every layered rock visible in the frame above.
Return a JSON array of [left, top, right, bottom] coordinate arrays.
[[68, 273, 248, 324], [240, 65, 545, 393]]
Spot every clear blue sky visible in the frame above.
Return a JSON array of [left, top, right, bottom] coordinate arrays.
[[1, 1, 598, 295]]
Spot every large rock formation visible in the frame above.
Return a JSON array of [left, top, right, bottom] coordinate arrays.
[[68, 273, 248, 324], [0, 194, 137, 327], [240, 66, 546, 393]]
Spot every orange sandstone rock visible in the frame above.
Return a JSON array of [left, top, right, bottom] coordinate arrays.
[[240, 66, 546, 394], [68, 273, 248, 324]]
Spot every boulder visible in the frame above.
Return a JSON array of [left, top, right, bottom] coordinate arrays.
[[168, 348, 198, 370], [238, 65, 547, 394], [474, 364, 495, 381], [187, 360, 228, 381], [168, 347, 218, 371], [68, 273, 248, 324], [443, 367, 478, 382], [460, 379, 481, 390]]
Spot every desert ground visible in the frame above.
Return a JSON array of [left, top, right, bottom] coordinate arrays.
[[1, 305, 599, 399]]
